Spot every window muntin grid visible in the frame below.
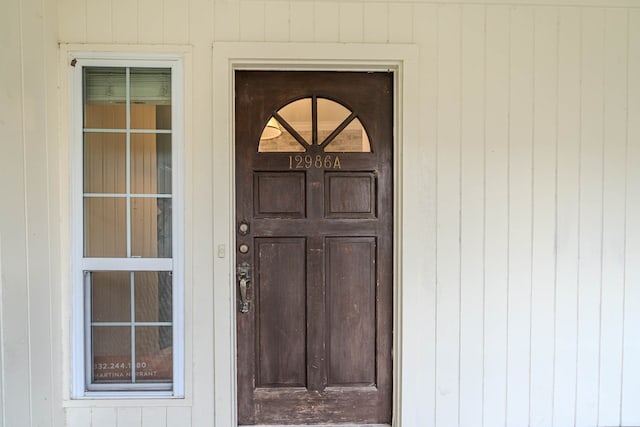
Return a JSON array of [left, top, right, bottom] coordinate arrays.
[[83, 67, 173, 260], [87, 271, 173, 388]]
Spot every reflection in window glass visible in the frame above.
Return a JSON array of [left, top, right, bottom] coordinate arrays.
[[92, 271, 131, 322], [84, 132, 126, 194], [130, 68, 172, 130], [258, 117, 306, 152], [317, 98, 351, 145], [90, 271, 173, 385], [92, 326, 132, 383], [84, 68, 126, 128], [324, 117, 371, 153], [84, 197, 127, 257], [131, 134, 172, 195], [131, 197, 172, 258], [130, 102, 172, 131], [135, 326, 173, 382], [135, 272, 173, 323], [257, 97, 372, 153], [257, 97, 313, 152], [277, 98, 312, 136], [155, 134, 172, 194], [82, 67, 173, 260]]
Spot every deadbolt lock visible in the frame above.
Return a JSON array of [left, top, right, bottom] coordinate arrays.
[[238, 221, 249, 235]]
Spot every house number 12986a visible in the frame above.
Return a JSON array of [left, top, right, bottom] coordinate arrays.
[[289, 154, 342, 169]]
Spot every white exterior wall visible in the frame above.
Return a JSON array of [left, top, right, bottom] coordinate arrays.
[[1, 0, 639, 426], [0, 0, 62, 426]]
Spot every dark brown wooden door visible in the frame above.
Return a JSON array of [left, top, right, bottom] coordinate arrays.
[[235, 71, 393, 425]]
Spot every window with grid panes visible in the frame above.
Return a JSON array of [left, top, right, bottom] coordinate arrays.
[[72, 58, 183, 397]]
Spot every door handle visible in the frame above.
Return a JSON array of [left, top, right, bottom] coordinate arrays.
[[237, 262, 251, 313]]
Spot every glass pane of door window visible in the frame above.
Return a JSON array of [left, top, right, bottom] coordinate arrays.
[[258, 117, 306, 153], [324, 118, 371, 153], [277, 98, 311, 140], [317, 98, 351, 145], [258, 97, 315, 152], [257, 97, 372, 153], [278, 98, 313, 147]]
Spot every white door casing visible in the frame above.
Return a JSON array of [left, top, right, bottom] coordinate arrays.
[[211, 42, 423, 427]]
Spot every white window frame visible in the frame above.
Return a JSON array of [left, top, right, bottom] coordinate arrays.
[[70, 53, 185, 399]]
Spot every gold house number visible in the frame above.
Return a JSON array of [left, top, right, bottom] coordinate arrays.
[[289, 154, 342, 169]]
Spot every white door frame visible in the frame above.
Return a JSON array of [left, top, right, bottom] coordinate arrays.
[[211, 42, 423, 427]]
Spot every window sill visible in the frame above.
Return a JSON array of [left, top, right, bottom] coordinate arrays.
[[63, 393, 190, 407]]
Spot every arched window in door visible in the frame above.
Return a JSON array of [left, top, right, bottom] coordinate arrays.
[[258, 97, 372, 153]]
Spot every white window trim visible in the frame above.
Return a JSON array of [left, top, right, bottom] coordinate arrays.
[[69, 53, 185, 399]]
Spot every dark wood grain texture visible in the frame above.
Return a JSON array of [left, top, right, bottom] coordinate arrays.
[[236, 71, 393, 425]]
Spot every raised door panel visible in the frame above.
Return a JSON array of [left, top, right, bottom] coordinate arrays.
[[254, 172, 306, 218], [326, 237, 376, 386], [256, 238, 307, 388], [325, 172, 376, 218]]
